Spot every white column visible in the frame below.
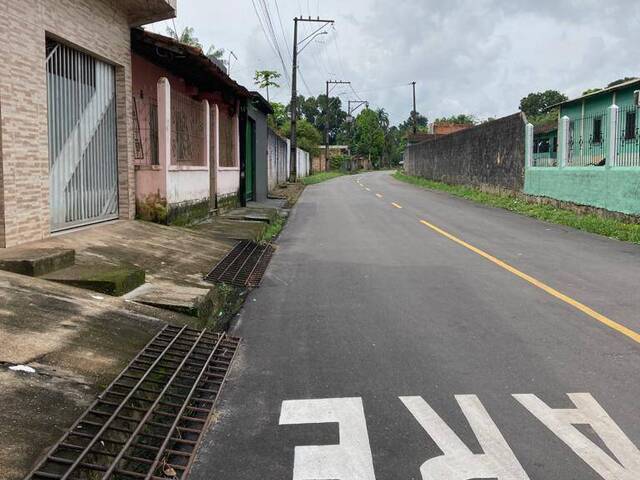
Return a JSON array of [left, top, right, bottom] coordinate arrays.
[[202, 100, 210, 168], [525, 123, 534, 168], [157, 78, 171, 169], [559, 115, 570, 168], [608, 104, 619, 167]]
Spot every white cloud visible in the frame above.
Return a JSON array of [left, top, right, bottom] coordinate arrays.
[[148, 0, 640, 124]]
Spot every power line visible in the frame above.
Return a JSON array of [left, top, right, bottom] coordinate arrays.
[[250, 0, 291, 87]]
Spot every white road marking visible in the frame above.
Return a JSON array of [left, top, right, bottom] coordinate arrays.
[[365, 187, 371, 191], [279, 398, 376, 480], [515, 393, 640, 480], [401, 395, 530, 479]]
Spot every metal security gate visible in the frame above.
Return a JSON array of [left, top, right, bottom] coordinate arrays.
[[46, 40, 119, 231]]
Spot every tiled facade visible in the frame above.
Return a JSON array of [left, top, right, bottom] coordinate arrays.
[[0, 0, 175, 248]]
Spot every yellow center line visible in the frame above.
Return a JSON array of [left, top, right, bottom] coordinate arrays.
[[418, 219, 640, 344], [376, 193, 384, 198], [392, 202, 403, 209]]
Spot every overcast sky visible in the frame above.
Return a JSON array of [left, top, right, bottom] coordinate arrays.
[[148, 1, 639, 125]]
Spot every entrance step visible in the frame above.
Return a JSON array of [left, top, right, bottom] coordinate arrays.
[[192, 218, 268, 242], [0, 248, 75, 277], [43, 262, 145, 296], [128, 284, 215, 319], [223, 207, 279, 224]]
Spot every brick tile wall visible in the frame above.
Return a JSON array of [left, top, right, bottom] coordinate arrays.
[[0, 0, 138, 247]]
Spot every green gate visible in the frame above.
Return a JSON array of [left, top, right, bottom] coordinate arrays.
[[245, 118, 256, 202]]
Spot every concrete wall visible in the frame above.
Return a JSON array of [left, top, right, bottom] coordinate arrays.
[[248, 104, 269, 202], [525, 167, 640, 215], [404, 113, 527, 192], [0, 0, 150, 247], [267, 128, 288, 190]]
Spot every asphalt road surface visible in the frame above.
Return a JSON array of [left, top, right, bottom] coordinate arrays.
[[191, 171, 640, 480]]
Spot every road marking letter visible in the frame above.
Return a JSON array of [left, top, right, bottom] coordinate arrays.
[[401, 395, 530, 479], [279, 397, 376, 480], [515, 393, 640, 480]]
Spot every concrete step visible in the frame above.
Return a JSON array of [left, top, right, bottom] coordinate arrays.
[[0, 248, 75, 277], [127, 284, 215, 319], [43, 263, 145, 296], [223, 207, 279, 224]]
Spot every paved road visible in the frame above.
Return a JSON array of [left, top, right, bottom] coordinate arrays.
[[192, 171, 640, 480]]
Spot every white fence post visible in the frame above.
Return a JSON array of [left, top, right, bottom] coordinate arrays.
[[559, 115, 570, 168], [202, 100, 210, 169], [608, 104, 619, 167], [157, 77, 171, 170], [525, 123, 534, 167]]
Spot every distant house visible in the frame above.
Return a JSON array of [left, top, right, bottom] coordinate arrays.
[[525, 78, 640, 216], [407, 122, 474, 144], [314, 145, 351, 172], [553, 78, 640, 167], [131, 29, 251, 220], [0, 0, 176, 248]]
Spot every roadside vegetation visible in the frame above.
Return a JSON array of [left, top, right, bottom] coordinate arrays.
[[259, 214, 285, 243], [393, 171, 640, 244], [301, 171, 345, 185]]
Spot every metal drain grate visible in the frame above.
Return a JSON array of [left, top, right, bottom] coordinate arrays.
[[27, 325, 240, 480], [204, 240, 274, 288]]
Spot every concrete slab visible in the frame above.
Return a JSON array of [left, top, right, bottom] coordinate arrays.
[[223, 207, 279, 224], [43, 263, 146, 296], [0, 269, 198, 480], [192, 218, 267, 242], [128, 283, 214, 318], [0, 248, 75, 277]]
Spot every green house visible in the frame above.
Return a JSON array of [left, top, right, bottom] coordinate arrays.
[[524, 78, 640, 215]]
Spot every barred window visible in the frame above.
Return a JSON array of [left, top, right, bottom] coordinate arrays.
[[218, 106, 237, 167], [625, 110, 637, 140], [592, 117, 602, 144]]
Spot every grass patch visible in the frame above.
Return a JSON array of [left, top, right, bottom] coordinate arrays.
[[302, 171, 344, 185], [258, 214, 285, 243], [393, 171, 640, 244]]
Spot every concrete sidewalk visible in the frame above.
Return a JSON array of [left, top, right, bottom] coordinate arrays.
[[0, 210, 282, 479]]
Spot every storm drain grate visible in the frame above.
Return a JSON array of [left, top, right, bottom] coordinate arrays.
[[204, 240, 275, 288], [27, 325, 240, 480]]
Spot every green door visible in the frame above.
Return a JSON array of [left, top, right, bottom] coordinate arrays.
[[245, 119, 256, 202]]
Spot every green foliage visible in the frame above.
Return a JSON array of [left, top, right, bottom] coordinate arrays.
[[398, 111, 429, 134], [434, 114, 477, 125], [352, 109, 385, 167], [607, 77, 637, 88], [258, 214, 285, 244], [288, 95, 347, 145], [393, 172, 640, 244], [519, 90, 568, 119], [268, 102, 288, 133], [167, 26, 202, 49], [582, 88, 603, 96], [282, 119, 322, 157], [136, 193, 168, 224], [301, 171, 345, 185], [330, 154, 350, 170], [254, 70, 281, 101]]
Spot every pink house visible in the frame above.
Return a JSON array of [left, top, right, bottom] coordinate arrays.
[[131, 29, 250, 222]]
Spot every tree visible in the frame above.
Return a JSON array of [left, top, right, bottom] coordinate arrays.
[[207, 45, 225, 62], [268, 102, 288, 133], [282, 119, 322, 157], [519, 90, 568, 121], [434, 114, 477, 125], [287, 95, 347, 145], [254, 70, 281, 102], [352, 109, 385, 167], [166, 26, 202, 49], [398, 111, 428, 134]]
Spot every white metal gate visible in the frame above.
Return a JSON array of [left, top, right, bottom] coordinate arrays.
[[46, 40, 119, 231]]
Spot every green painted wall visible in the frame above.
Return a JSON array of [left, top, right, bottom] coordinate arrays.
[[524, 167, 640, 215]]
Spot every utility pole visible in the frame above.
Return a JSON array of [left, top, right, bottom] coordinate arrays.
[[325, 80, 350, 170], [411, 81, 417, 135], [289, 16, 335, 182], [347, 100, 368, 171]]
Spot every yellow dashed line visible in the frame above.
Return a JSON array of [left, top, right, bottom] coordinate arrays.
[[418, 219, 640, 344], [375, 193, 383, 198], [392, 202, 402, 209]]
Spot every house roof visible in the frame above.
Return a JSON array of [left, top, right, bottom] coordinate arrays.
[[549, 77, 640, 109], [131, 28, 250, 99], [250, 91, 274, 115], [534, 122, 557, 135]]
